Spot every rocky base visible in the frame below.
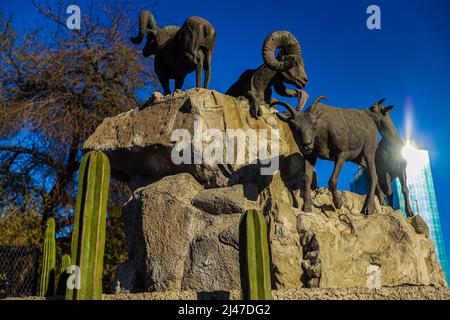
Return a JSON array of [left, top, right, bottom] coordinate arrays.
[[104, 286, 450, 300], [113, 172, 446, 292], [8, 286, 450, 300], [83, 89, 447, 293]]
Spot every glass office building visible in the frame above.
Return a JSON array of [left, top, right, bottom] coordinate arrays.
[[349, 146, 449, 283], [349, 166, 369, 196]]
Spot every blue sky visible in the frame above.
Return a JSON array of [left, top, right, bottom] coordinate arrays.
[[2, 0, 450, 263]]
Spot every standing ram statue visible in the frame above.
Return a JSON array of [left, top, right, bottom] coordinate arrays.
[[367, 99, 414, 218], [226, 31, 309, 118], [131, 11, 216, 95], [272, 96, 382, 215]]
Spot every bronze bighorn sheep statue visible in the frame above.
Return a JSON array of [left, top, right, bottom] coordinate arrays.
[[272, 97, 382, 215], [226, 31, 308, 118], [368, 99, 414, 217], [131, 11, 216, 95]]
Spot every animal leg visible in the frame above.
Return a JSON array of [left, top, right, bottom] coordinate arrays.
[[377, 170, 390, 206], [273, 81, 298, 97], [399, 170, 414, 217], [384, 173, 393, 207], [195, 50, 205, 88], [158, 74, 171, 95], [248, 92, 262, 118], [363, 156, 378, 215], [302, 156, 317, 212], [175, 77, 185, 91], [329, 153, 345, 209], [203, 50, 212, 89], [376, 183, 386, 206]]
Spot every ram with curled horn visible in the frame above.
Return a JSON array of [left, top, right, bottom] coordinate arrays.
[[226, 31, 309, 118], [272, 96, 385, 215], [131, 11, 216, 95]]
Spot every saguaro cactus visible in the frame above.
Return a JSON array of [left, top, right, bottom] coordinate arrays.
[[239, 209, 272, 300], [66, 150, 110, 300], [56, 254, 71, 295], [39, 217, 56, 297], [60, 254, 71, 275]]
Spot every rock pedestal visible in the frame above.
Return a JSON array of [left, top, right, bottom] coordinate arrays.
[[83, 89, 447, 292]]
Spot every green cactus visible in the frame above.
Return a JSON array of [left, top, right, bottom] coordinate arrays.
[[61, 254, 71, 275], [56, 254, 71, 296], [239, 209, 272, 300], [66, 150, 110, 300], [39, 217, 56, 297]]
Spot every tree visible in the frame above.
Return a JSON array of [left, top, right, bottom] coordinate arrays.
[[0, 207, 43, 248], [0, 0, 158, 292]]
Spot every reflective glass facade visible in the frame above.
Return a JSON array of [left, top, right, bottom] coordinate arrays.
[[392, 149, 449, 284]]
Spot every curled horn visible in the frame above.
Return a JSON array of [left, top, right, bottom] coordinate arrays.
[[270, 101, 296, 122], [262, 31, 301, 72], [309, 96, 328, 113], [131, 11, 157, 44]]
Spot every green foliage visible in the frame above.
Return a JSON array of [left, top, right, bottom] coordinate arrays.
[[38, 217, 56, 297], [67, 151, 110, 300], [239, 209, 272, 300], [0, 3, 155, 282], [0, 1, 154, 298], [0, 212, 43, 247]]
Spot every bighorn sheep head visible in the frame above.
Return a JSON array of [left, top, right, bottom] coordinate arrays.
[[271, 96, 326, 155], [368, 98, 398, 140], [262, 31, 308, 89], [131, 11, 175, 57]]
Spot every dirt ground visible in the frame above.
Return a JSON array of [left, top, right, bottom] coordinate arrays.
[[6, 286, 449, 300]]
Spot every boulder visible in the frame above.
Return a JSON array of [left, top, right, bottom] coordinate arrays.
[[297, 188, 446, 288], [83, 89, 447, 292], [118, 173, 247, 292], [115, 174, 446, 292], [83, 88, 305, 189]]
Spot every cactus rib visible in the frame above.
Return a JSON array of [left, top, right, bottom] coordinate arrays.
[[239, 209, 272, 300], [66, 150, 110, 300], [39, 217, 56, 297]]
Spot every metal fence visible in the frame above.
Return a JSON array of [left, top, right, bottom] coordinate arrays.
[[0, 246, 39, 298]]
